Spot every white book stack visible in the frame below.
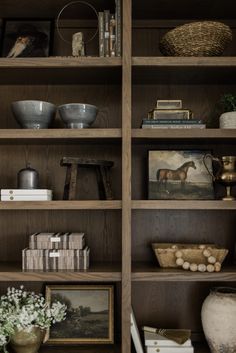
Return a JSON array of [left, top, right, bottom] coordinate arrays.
[[1, 189, 52, 201], [144, 332, 194, 353]]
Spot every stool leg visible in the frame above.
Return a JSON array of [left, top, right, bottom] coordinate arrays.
[[68, 164, 78, 200], [96, 166, 106, 200], [63, 165, 72, 200], [99, 166, 113, 200]]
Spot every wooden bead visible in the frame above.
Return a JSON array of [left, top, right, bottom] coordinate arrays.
[[214, 262, 221, 272], [190, 263, 198, 272], [198, 245, 206, 249], [208, 256, 216, 264], [207, 264, 215, 272], [182, 262, 190, 270], [198, 264, 207, 272], [176, 258, 184, 266], [171, 245, 178, 249], [203, 249, 211, 258], [175, 250, 183, 258]]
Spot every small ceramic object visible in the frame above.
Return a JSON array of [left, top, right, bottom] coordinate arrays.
[[220, 112, 236, 129], [207, 264, 215, 272], [202, 287, 236, 353], [190, 263, 198, 272], [11, 100, 56, 129], [176, 258, 184, 266], [17, 164, 39, 189], [72, 32, 85, 56], [58, 103, 98, 129]]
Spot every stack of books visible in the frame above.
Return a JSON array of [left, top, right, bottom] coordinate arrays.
[[22, 232, 90, 271], [142, 99, 206, 129], [99, 0, 121, 57], [144, 332, 194, 353], [1, 189, 52, 201], [141, 119, 206, 129]]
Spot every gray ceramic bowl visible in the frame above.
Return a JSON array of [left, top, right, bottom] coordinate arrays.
[[58, 103, 98, 128], [11, 100, 56, 129]]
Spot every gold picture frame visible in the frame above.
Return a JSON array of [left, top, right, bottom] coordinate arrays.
[[45, 284, 114, 344]]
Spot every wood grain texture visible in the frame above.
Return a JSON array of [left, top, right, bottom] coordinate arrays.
[[0, 57, 122, 68], [132, 201, 236, 209], [0, 85, 121, 129], [132, 263, 236, 281], [0, 129, 122, 143], [0, 201, 122, 209], [132, 129, 236, 141], [122, 0, 132, 352], [132, 57, 236, 67], [132, 0, 236, 19], [0, 262, 121, 281]]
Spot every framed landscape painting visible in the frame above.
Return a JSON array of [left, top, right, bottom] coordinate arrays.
[[148, 150, 214, 200], [45, 285, 114, 344]]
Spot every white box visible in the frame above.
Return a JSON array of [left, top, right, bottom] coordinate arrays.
[[1, 195, 52, 201], [1, 189, 52, 196], [145, 332, 192, 347]]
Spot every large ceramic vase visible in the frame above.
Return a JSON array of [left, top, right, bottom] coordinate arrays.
[[201, 287, 236, 353], [10, 327, 45, 353]]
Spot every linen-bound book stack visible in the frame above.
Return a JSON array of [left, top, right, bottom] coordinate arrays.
[[1, 189, 52, 201], [22, 232, 90, 271], [144, 332, 194, 353]]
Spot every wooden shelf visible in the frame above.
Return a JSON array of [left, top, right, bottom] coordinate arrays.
[[0, 129, 122, 144], [132, 128, 236, 142], [132, 263, 236, 282], [0, 58, 122, 84], [132, 57, 236, 67], [132, 200, 236, 210], [0, 262, 121, 282], [0, 57, 122, 68], [0, 201, 122, 210], [132, 57, 236, 84], [40, 344, 120, 353]]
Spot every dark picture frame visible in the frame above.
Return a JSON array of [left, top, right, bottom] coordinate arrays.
[[45, 284, 114, 344], [148, 150, 214, 200], [1, 19, 53, 57]]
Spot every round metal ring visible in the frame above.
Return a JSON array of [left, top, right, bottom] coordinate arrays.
[[56, 0, 99, 45]]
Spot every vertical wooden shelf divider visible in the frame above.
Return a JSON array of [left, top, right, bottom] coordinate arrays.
[[122, 0, 132, 352]]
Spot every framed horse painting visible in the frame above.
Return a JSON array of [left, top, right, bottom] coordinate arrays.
[[148, 150, 214, 200]]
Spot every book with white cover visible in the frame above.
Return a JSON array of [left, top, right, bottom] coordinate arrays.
[[1, 195, 52, 201], [1, 189, 52, 196], [144, 332, 192, 347], [146, 347, 194, 353], [131, 308, 144, 353]]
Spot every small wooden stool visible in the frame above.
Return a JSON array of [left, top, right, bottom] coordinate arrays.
[[61, 157, 114, 200]]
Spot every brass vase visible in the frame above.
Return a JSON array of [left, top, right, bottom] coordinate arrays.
[[203, 155, 236, 201], [10, 327, 45, 353]]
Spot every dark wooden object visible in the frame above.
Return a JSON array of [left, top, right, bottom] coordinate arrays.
[[61, 157, 114, 200]]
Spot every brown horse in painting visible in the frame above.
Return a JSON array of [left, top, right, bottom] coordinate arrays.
[[156, 161, 196, 190]]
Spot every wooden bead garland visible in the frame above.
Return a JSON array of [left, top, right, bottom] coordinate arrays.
[[174, 245, 221, 273]]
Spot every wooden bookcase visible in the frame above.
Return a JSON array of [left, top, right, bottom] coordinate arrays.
[[0, 1, 236, 353]]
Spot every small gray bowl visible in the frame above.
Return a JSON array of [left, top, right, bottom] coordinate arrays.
[[58, 103, 98, 128], [11, 100, 56, 129]]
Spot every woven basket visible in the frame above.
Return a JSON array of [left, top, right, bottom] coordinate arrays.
[[159, 21, 232, 56], [152, 243, 228, 268]]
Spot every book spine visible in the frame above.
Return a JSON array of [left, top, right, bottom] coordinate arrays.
[[115, 0, 121, 56], [104, 10, 110, 57], [98, 12, 104, 57], [142, 124, 206, 129], [109, 14, 116, 57], [142, 119, 202, 125], [146, 347, 194, 353]]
